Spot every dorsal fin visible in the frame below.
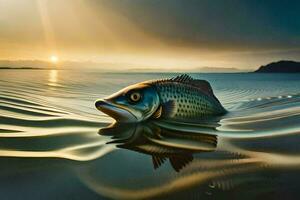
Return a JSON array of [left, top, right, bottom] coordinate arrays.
[[152, 155, 167, 169], [169, 154, 194, 172], [152, 154, 193, 172], [171, 74, 194, 82], [171, 74, 213, 96]]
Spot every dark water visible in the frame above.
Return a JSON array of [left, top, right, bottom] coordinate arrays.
[[1, 70, 300, 199]]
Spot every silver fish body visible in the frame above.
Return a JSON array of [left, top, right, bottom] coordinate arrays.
[[95, 74, 226, 123]]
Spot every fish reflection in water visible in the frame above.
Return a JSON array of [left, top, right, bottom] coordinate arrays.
[[82, 120, 281, 200], [99, 121, 218, 172], [89, 113, 300, 199]]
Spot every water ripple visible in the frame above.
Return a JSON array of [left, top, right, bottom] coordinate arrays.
[[1, 71, 300, 199]]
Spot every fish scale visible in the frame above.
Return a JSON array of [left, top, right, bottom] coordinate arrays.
[[151, 77, 226, 121]]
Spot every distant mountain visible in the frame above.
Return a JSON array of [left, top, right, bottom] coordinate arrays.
[[0, 60, 54, 69], [0, 67, 41, 70], [0, 59, 246, 72], [128, 66, 244, 73], [255, 60, 300, 73], [0, 59, 153, 71], [195, 67, 243, 73]]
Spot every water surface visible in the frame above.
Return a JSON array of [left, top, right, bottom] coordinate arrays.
[[1, 70, 300, 199]]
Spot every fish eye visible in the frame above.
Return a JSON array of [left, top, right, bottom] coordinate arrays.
[[129, 92, 141, 102]]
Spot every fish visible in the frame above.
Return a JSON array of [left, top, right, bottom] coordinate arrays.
[[99, 121, 217, 172], [95, 74, 226, 123]]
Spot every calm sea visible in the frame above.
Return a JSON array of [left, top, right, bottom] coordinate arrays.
[[1, 69, 300, 199]]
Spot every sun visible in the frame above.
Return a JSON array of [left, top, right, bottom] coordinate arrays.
[[50, 55, 59, 63]]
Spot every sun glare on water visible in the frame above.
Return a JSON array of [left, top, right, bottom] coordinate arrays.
[[50, 55, 59, 63]]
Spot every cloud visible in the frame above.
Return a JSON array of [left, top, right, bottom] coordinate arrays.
[[0, 0, 299, 69], [94, 0, 300, 50]]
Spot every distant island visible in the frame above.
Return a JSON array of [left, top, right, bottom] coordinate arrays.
[[0, 67, 42, 70], [255, 60, 300, 73]]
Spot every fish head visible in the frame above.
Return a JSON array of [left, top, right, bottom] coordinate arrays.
[[95, 83, 160, 122]]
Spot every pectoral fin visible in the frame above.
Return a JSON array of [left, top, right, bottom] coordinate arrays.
[[162, 100, 177, 118], [152, 105, 163, 119], [152, 100, 177, 119]]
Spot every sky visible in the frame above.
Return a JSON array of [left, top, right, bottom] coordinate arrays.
[[0, 0, 299, 71]]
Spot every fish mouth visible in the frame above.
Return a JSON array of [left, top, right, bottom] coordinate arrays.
[[95, 99, 137, 122]]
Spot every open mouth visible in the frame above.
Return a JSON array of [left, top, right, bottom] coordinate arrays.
[[95, 99, 137, 122]]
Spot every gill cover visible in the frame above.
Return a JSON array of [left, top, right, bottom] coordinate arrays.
[[95, 83, 160, 122]]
